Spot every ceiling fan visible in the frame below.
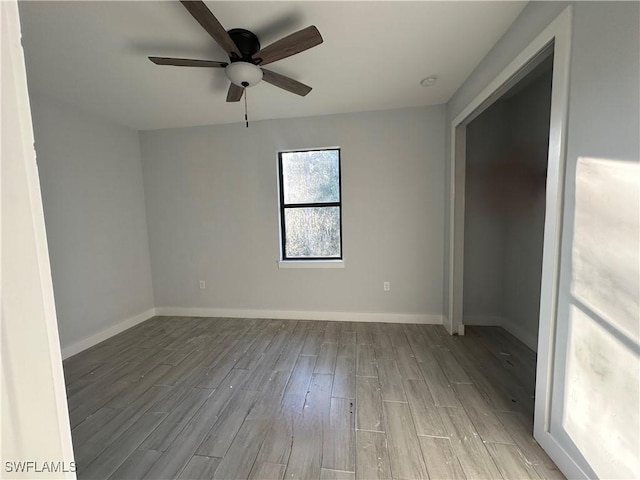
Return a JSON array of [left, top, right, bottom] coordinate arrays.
[[149, 0, 323, 102]]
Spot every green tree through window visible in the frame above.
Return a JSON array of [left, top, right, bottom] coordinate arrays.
[[278, 149, 342, 260]]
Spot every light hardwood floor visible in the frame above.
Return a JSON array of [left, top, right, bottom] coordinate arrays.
[[63, 317, 564, 479]]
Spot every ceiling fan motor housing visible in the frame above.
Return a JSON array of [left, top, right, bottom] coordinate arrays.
[[228, 29, 261, 60]]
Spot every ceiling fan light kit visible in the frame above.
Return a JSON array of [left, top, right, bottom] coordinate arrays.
[[225, 62, 263, 87], [149, 0, 323, 106]]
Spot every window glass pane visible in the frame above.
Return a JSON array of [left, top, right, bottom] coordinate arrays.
[[284, 207, 341, 258], [281, 150, 340, 204]]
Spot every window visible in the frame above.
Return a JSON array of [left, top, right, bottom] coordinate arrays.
[[278, 148, 342, 261]]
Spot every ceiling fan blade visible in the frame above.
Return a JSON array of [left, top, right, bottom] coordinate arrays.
[[226, 83, 244, 102], [261, 69, 312, 96], [149, 57, 228, 68], [252, 26, 323, 66], [180, 1, 241, 58]]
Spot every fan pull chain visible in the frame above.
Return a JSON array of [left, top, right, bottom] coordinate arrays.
[[244, 89, 249, 128]]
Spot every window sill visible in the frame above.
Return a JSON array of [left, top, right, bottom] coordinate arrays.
[[278, 260, 345, 269]]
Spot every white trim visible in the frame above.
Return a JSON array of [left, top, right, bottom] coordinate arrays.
[[447, 6, 580, 478], [155, 307, 442, 325], [278, 260, 344, 269], [2, 0, 75, 473], [61, 308, 156, 359]]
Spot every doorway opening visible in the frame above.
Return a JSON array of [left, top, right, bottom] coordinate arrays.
[[447, 6, 577, 475], [462, 53, 553, 352]]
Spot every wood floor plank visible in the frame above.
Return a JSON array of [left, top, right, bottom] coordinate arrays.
[[247, 370, 292, 420], [284, 354, 317, 396], [438, 406, 503, 480], [417, 348, 462, 408], [402, 324, 436, 363], [254, 414, 295, 466], [302, 329, 325, 356], [265, 321, 298, 355], [283, 414, 323, 480], [73, 441, 105, 474], [403, 378, 447, 437], [71, 407, 119, 446], [383, 401, 428, 480], [354, 323, 374, 345], [82, 411, 167, 480], [197, 389, 260, 457], [339, 328, 356, 348], [314, 343, 338, 374], [332, 354, 356, 399], [330, 397, 356, 430], [178, 455, 222, 480], [106, 363, 174, 409], [234, 325, 278, 370], [87, 384, 172, 446], [486, 442, 541, 479], [323, 322, 341, 344], [303, 373, 333, 418], [274, 323, 307, 372], [322, 426, 356, 472], [212, 418, 270, 480], [453, 383, 514, 444], [418, 435, 466, 480], [534, 463, 566, 479], [63, 318, 559, 480], [355, 376, 384, 432], [243, 353, 282, 391], [386, 324, 411, 349], [322, 397, 356, 471], [433, 347, 473, 385], [355, 430, 392, 480], [321, 468, 356, 480], [443, 335, 523, 412], [355, 344, 377, 377], [107, 449, 162, 480], [495, 411, 557, 468], [142, 378, 228, 479], [249, 462, 286, 480], [376, 353, 406, 402], [395, 347, 422, 379], [140, 387, 213, 451]]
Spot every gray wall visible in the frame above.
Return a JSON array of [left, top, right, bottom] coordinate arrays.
[[140, 107, 446, 317], [463, 101, 508, 321], [31, 93, 154, 350], [502, 71, 552, 350], [447, 2, 639, 478], [463, 70, 552, 351]]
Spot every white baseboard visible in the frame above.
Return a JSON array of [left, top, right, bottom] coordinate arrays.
[[463, 314, 538, 352], [155, 307, 443, 325], [61, 308, 156, 359]]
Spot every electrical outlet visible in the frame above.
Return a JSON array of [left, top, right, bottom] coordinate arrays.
[[199, 280, 206, 290], [383, 281, 390, 291]]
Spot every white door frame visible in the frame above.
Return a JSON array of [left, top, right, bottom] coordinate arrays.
[[1, 0, 75, 475], [447, 6, 587, 478]]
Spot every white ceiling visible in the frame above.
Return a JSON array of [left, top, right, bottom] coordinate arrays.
[[19, 1, 526, 130]]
